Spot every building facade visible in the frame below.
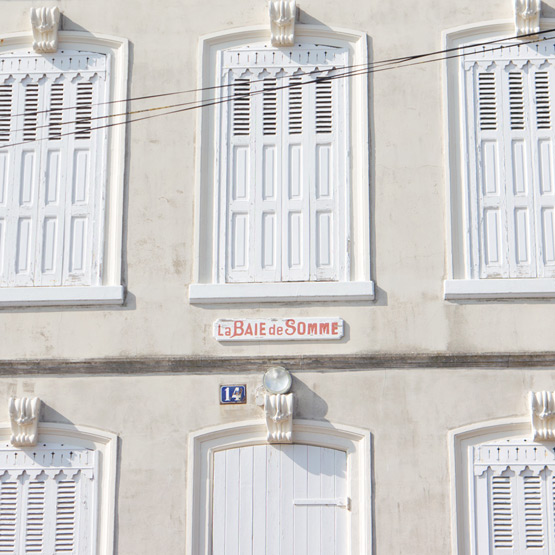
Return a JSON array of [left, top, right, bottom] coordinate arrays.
[[0, 0, 555, 553]]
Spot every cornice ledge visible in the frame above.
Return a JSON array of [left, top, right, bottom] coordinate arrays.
[[0, 353, 553, 374]]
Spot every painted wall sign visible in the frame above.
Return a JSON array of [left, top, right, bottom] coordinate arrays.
[[214, 318, 344, 341], [220, 385, 247, 404]]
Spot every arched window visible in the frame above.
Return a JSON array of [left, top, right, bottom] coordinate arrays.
[[0, 32, 127, 307], [0, 422, 117, 555], [450, 418, 555, 554], [190, 26, 373, 303], [445, 22, 555, 299]]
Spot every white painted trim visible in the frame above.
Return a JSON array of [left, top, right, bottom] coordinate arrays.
[[443, 19, 555, 286], [0, 31, 128, 304], [186, 419, 372, 555], [193, 25, 371, 297], [0, 421, 118, 555], [189, 280, 374, 303], [0, 286, 124, 307], [444, 278, 555, 299], [448, 417, 531, 555]]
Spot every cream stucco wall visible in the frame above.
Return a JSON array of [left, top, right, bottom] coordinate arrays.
[[1, 1, 555, 553], [0, 0, 551, 358], [0, 367, 550, 554]]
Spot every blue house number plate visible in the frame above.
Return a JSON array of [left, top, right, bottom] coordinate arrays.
[[220, 385, 247, 405]]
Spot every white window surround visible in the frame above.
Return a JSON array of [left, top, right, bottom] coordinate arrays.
[[189, 25, 373, 304], [0, 420, 118, 555], [449, 417, 534, 555], [0, 31, 128, 307], [444, 20, 555, 301], [186, 419, 372, 555]]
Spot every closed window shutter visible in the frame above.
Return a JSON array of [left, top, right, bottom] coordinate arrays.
[[212, 444, 348, 554], [464, 43, 555, 279], [0, 51, 109, 287], [0, 445, 97, 555], [473, 441, 555, 554], [219, 46, 348, 283]]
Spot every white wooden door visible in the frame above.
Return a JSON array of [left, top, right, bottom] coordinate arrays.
[[212, 444, 348, 555]]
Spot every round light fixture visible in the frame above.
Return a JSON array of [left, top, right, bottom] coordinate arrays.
[[263, 366, 292, 395]]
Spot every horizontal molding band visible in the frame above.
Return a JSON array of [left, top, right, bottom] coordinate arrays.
[[0, 353, 554, 375]]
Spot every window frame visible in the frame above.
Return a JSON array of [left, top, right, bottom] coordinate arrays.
[[0, 31, 128, 307], [444, 20, 555, 300], [189, 25, 374, 304], [449, 417, 534, 554], [186, 419, 372, 554], [0, 421, 118, 555]]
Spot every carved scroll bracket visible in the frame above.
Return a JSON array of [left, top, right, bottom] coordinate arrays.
[[530, 391, 555, 441], [30, 7, 61, 54], [9, 397, 41, 447], [269, 0, 297, 47], [514, 0, 541, 36], [263, 393, 293, 443]]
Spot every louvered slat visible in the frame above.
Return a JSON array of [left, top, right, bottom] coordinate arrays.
[[232, 79, 250, 136], [288, 76, 303, 135], [0, 481, 17, 553], [478, 72, 497, 130], [509, 72, 525, 130], [75, 81, 93, 140], [0, 85, 12, 142], [535, 71, 551, 129], [263, 78, 277, 136], [491, 475, 514, 549], [55, 480, 76, 552], [25, 481, 45, 553], [315, 78, 333, 134], [523, 474, 545, 549], [23, 83, 40, 142], [48, 83, 64, 141]]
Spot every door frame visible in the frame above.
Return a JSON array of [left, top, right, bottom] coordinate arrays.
[[186, 419, 372, 555]]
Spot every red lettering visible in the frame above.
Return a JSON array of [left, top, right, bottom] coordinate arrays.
[[277, 326, 283, 335], [285, 319, 296, 335], [260, 322, 266, 335], [332, 322, 339, 335], [298, 321, 306, 335], [225, 326, 231, 337], [244, 323, 253, 336], [232, 321, 244, 337], [307, 323, 317, 335], [269, 325, 276, 335], [319, 322, 330, 334]]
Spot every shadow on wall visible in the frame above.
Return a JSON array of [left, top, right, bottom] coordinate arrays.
[[41, 402, 74, 426], [292, 375, 329, 420]]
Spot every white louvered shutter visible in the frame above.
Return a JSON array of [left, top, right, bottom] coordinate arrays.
[[464, 42, 555, 279], [212, 444, 348, 555], [472, 440, 555, 554], [0, 51, 109, 287], [218, 46, 348, 283], [0, 445, 97, 555]]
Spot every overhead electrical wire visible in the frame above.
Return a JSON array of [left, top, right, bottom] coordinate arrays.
[[1, 27, 555, 147]]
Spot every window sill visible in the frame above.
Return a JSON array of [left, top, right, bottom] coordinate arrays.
[[444, 279, 555, 300], [189, 281, 375, 304], [0, 286, 125, 307]]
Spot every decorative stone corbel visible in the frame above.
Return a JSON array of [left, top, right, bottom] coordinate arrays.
[[269, 0, 296, 47], [9, 397, 41, 447], [514, 0, 541, 37], [30, 7, 61, 54], [530, 391, 555, 441], [264, 393, 293, 443]]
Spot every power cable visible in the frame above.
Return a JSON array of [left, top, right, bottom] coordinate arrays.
[[1, 29, 555, 147]]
